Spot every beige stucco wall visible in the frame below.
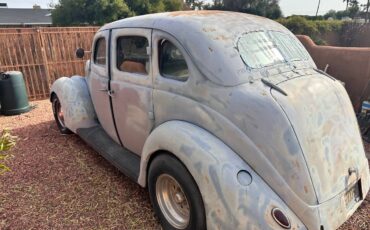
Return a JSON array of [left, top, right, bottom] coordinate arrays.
[[298, 35, 370, 111]]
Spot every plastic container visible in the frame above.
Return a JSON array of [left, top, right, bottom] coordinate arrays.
[[0, 71, 30, 116]]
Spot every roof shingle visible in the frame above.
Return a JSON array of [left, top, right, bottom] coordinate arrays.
[[0, 8, 52, 25]]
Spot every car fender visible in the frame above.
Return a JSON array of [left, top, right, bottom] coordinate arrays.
[[50, 76, 98, 133], [139, 120, 306, 229]]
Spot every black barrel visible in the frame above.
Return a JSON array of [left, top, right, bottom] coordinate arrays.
[[0, 71, 30, 116]]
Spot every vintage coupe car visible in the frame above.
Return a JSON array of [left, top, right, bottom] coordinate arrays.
[[50, 11, 370, 230]]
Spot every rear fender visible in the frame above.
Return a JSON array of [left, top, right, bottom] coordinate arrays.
[[139, 121, 306, 229], [50, 76, 98, 132]]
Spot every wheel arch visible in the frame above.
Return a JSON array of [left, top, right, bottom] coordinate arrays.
[[138, 120, 307, 229], [50, 76, 98, 133]]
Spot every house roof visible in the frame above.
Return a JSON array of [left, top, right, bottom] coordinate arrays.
[[0, 8, 52, 25]]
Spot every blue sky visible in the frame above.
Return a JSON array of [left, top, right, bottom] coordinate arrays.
[[1, 0, 367, 16]]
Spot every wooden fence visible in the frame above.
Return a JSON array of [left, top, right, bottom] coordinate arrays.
[[0, 27, 99, 100]]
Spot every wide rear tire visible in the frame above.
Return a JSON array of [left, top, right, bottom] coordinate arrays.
[[148, 154, 206, 230]]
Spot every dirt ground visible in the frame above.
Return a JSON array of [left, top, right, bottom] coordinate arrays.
[[0, 99, 369, 229]]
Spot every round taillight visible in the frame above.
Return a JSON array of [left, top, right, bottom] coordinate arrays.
[[271, 208, 291, 229]]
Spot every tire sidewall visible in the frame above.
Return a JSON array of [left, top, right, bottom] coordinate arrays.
[[52, 96, 72, 134], [148, 154, 206, 230]]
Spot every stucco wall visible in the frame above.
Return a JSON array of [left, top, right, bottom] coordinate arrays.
[[321, 23, 370, 47], [297, 35, 370, 112]]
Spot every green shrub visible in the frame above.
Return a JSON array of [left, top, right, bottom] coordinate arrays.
[[277, 16, 344, 45], [0, 129, 17, 174]]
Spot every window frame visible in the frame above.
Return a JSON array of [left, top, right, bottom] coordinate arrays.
[[93, 37, 107, 66], [116, 35, 150, 76], [111, 28, 152, 87], [158, 39, 190, 83], [236, 30, 311, 70]]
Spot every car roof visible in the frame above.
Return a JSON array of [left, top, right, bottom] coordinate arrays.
[[100, 11, 296, 86]]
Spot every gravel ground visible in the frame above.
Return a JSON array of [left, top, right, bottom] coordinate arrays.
[[0, 99, 369, 229], [0, 100, 159, 229]]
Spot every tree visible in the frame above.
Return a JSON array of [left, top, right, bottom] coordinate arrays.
[[126, 0, 184, 15], [367, 0, 370, 22], [52, 0, 184, 25], [52, 0, 132, 25], [324, 0, 360, 20], [324, 9, 337, 19], [205, 0, 282, 19], [185, 0, 204, 10], [362, 0, 370, 22], [343, 0, 350, 10]]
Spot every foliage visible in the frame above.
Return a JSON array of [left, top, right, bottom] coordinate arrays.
[[52, 0, 133, 25], [0, 129, 17, 174], [185, 0, 204, 10], [277, 16, 343, 45], [204, 0, 282, 19], [324, 1, 360, 19], [340, 21, 367, 46], [0, 129, 17, 151], [52, 0, 185, 25], [126, 0, 184, 15]]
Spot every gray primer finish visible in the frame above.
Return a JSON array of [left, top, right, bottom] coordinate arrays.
[[140, 121, 306, 230], [50, 11, 370, 230], [100, 11, 316, 86], [50, 76, 98, 132]]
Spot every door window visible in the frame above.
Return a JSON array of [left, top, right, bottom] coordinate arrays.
[[116, 36, 149, 75], [94, 37, 106, 66], [158, 40, 189, 82]]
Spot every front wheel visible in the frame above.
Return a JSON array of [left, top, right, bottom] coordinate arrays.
[[52, 95, 72, 135], [148, 154, 206, 230]]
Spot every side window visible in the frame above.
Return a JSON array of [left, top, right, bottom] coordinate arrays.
[[94, 38, 106, 66], [116, 36, 149, 75], [159, 40, 189, 82]]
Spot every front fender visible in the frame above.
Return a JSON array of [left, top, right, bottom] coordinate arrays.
[[50, 76, 98, 133], [139, 121, 306, 229]]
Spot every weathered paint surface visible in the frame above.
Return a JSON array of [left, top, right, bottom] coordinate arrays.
[[273, 74, 369, 203], [140, 121, 306, 230], [100, 11, 316, 87], [50, 76, 98, 133], [52, 11, 370, 230], [109, 28, 154, 155]]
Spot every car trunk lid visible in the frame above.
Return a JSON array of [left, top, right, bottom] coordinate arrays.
[[270, 73, 367, 203]]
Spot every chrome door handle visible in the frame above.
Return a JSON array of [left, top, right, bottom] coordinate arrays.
[[98, 88, 114, 97], [108, 90, 114, 97]]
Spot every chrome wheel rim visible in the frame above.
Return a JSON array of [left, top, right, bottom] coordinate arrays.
[[55, 100, 65, 128], [156, 174, 190, 229]]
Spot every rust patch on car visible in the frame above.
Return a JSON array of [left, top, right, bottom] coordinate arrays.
[[168, 10, 225, 17], [213, 35, 230, 41], [304, 186, 308, 194], [203, 27, 217, 32]]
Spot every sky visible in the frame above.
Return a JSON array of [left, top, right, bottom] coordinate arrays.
[[1, 0, 368, 16]]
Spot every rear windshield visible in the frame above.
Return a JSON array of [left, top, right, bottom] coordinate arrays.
[[237, 31, 309, 69]]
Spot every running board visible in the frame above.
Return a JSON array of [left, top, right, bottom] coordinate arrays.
[[77, 126, 140, 182]]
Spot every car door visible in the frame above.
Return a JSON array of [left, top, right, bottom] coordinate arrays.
[[89, 30, 120, 143], [110, 28, 154, 155]]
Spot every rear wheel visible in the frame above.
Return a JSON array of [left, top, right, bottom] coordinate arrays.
[[148, 154, 206, 230], [52, 95, 72, 134]]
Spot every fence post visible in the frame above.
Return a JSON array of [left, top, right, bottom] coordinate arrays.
[[36, 27, 51, 89]]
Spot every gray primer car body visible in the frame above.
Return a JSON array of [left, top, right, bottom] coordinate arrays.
[[50, 11, 370, 230]]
